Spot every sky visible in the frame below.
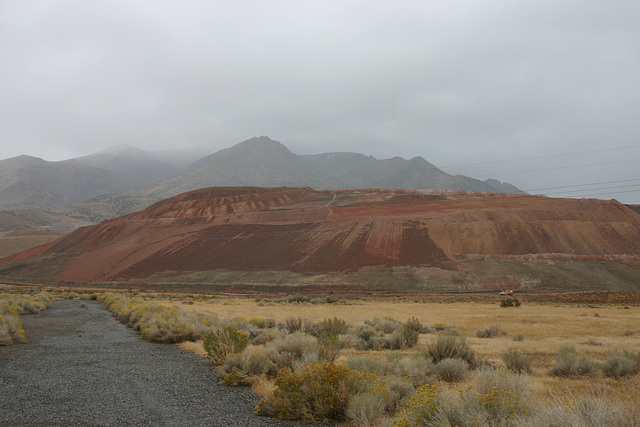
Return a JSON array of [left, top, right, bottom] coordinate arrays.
[[1, 1, 639, 203]]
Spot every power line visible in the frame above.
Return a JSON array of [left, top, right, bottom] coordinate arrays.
[[560, 189, 640, 198], [523, 178, 640, 193], [542, 184, 640, 196], [470, 159, 640, 178], [442, 145, 640, 169]]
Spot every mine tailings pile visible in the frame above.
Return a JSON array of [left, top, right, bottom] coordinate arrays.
[[0, 186, 639, 293]]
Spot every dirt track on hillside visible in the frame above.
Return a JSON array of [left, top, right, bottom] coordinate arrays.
[[0, 300, 301, 426]]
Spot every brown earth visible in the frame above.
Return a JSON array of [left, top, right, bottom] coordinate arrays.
[[1, 186, 639, 292]]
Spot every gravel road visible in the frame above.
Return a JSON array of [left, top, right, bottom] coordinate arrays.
[[0, 299, 305, 426]]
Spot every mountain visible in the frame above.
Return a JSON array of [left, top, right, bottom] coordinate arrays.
[[0, 156, 128, 209], [71, 145, 181, 188], [302, 152, 500, 192], [143, 136, 341, 198], [0, 136, 525, 212], [0, 193, 160, 233], [1, 187, 638, 292], [143, 137, 524, 198]]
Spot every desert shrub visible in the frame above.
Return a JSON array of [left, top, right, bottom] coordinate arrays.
[[249, 317, 276, 329], [392, 357, 436, 387], [346, 391, 387, 427], [524, 395, 633, 427], [385, 323, 420, 350], [314, 317, 350, 337], [502, 348, 532, 373], [352, 324, 385, 350], [250, 328, 283, 345], [425, 332, 477, 368], [388, 384, 443, 426], [217, 350, 274, 386], [476, 324, 504, 338], [344, 355, 388, 376], [263, 332, 318, 372], [0, 304, 26, 345], [202, 326, 249, 365], [603, 354, 636, 378], [281, 316, 315, 334], [616, 349, 640, 372], [584, 336, 602, 346], [405, 316, 430, 334], [512, 332, 525, 342], [434, 322, 447, 331], [344, 354, 436, 387], [1, 292, 54, 315], [317, 333, 342, 362], [550, 345, 598, 377], [434, 358, 468, 382], [255, 362, 356, 423], [365, 316, 399, 334], [58, 291, 80, 300], [346, 376, 415, 426], [466, 367, 535, 425], [500, 298, 521, 308], [389, 369, 534, 426], [100, 293, 216, 343], [0, 292, 55, 346]]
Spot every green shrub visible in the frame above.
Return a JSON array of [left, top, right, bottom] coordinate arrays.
[[315, 317, 350, 337], [255, 362, 356, 423], [318, 333, 342, 362], [550, 345, 598, 377], [281, 316, 315, 334], [425, 332, 477, 368], [502, 348, 532, 373], [203, 326, 249, 365], [500, 298, 521, 308], [434, 358, 468, 382]]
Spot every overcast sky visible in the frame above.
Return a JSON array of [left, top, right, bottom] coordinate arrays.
[[1, 1, 638, 202]]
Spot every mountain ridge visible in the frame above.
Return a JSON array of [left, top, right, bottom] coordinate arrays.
[[0, 136, 523, 212]]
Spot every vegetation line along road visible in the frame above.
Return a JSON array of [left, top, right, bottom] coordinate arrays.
[[0, 299, 300, 426]]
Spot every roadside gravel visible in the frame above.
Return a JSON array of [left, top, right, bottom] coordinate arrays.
[[0, 299, 305, 426]]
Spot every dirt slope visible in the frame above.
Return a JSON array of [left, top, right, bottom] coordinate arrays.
[[1, 186, 639, 291]]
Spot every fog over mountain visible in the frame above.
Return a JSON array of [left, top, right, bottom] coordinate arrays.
[[1, 1, 638, 203], [0, 136, 524, 212]]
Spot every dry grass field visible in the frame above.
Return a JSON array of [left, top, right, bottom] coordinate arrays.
[[163, 295, 640, 409]]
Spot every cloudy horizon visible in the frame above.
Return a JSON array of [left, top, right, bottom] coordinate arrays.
[[1, 1, 638, 202]]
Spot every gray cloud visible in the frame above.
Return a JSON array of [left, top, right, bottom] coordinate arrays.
[[1, 0, 638, 202]]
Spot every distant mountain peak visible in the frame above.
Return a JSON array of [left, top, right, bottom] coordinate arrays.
[[0, 154, 45, 164]]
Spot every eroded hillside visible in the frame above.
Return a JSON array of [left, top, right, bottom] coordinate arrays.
[[1, 186, 639, 292]]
